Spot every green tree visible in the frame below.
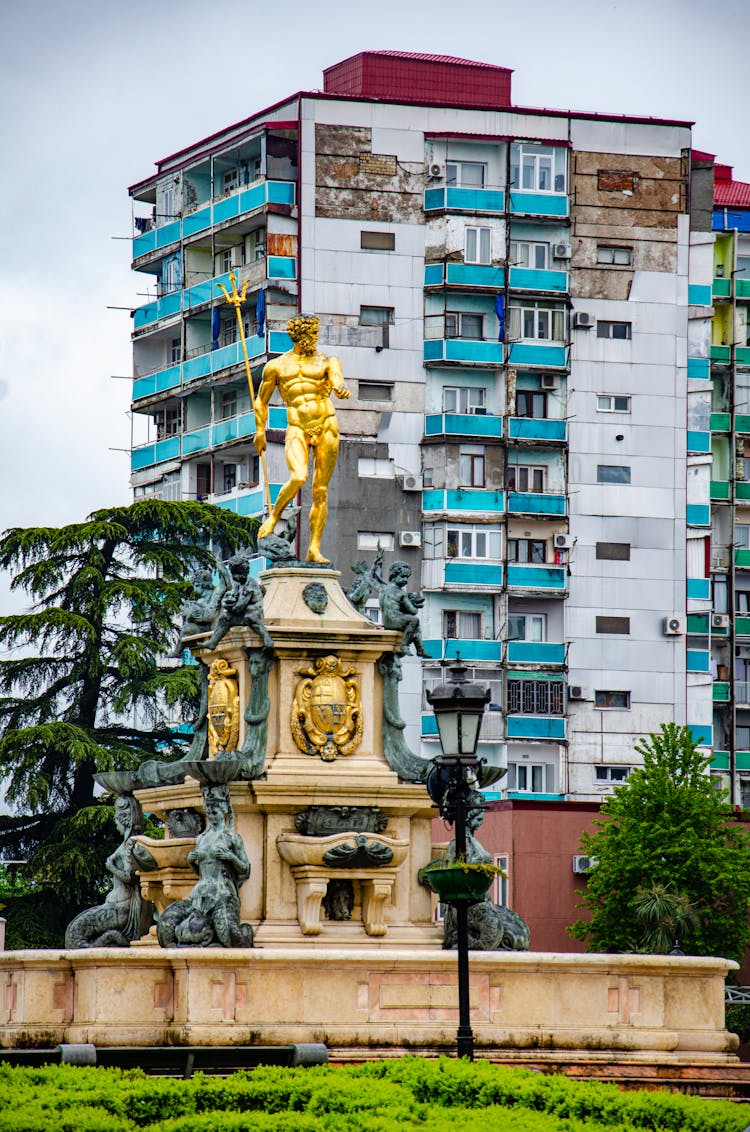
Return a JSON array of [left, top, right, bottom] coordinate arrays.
[[569, 723, 750, 963], [0, 499, 257, 946]]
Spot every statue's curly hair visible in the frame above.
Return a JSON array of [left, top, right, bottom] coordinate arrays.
[[287, 314, 319, 341]]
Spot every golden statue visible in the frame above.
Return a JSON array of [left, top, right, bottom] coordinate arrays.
[[254, 315, 350, 563], [207, 658, 240, 757]]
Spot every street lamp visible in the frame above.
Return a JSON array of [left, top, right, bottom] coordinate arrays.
[[426, 660, 491, 1060]]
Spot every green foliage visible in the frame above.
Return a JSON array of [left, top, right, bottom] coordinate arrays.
[[0, 1059, 747, 1132], [726, 1002, 750, 1043], [0, 501, 257, 945], [569, 723, 750, 962]]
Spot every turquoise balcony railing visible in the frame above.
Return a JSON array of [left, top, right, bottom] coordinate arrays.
[[130, 406, 287, 471], [506, 715, 566, 740], [688, 284, 712, 306], [132, 331, 292, 402], [423, 187, 505, 214], [422, 262, 568, 293], [507, 342, 567, 368], [422, 489, 505, 514], [686, 649, 710, 673], [687, 430, 711, 454], [132, 181, 297, 259], [507, 564, 566, 591], [507, 418, 566, 442], [509, 267, 568, 292], [506, 641, 566, 665], [507, 491, 566, 516], [424, 339, 504, 365], [134, 261, 297, 330], [424, 413, 503, 438], [509, 191, 568, 217], [687, 357, 710, 380], [423, 639, 503, 662], [443, 561, 502, 586]]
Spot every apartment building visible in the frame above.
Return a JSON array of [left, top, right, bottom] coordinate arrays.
[[128, 51, 706, 823]]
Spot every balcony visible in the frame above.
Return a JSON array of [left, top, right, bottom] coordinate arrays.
[[710, 480, 730, 501], [422, 711, 504, 742], [687, 430, 711, 455], [424, 413, 503, 439], [686, 649, 710, 673], [738, 550, 750, 570], [423, 638, 503, 662], [423, 186, 505, 214], [506, 641, 566, 665], [506, 564, 567, 592], [737, 681, 750, 707], [421, 488, 505, 515], [422, 263, 568, 294], [711, 345, 731, 363], [509, 191, 568, 218], [712, 277, 731, 300], [736, 616, 750, 637], [507, 491, 566, 517], [688, 283, 712, 306], [686, 578, 710, 600], [713, 682, 730, 702], [686, 504, 710, 527], [509, 267, 568, 293], [710, 412, 730, 432], [507, 341, 567, 368], [736, 415, 750, 434], [132, 331, 293, 402], [134, 260, 298, 332], [737, 279, 750, 299], [687, 357, 710, 379], [132, 180, 297, 260], [507, 417, 567, 443], [506, 715, 566, 740], [422, 560, 503, 590], [423, 338, 504, 366], [213, 482, 282, 518], [130, 406, 288, 471]]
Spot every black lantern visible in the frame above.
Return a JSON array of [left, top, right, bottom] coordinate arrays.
[[426, 660, 490, 761]]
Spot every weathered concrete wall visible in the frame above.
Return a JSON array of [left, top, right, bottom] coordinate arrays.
[[315, 124, 425, 224]]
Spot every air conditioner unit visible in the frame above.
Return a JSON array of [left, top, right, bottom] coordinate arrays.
[[402, 474, 423, 492], [399, 530, 422, 548], [663, 614, 686, 636], [553, 242, 572, 260], [429, 162, 445, 179], [540, 374, 557, 391], [712, 613, 730, 629], [554, 533, 573, 550], [568, 685, 590, 701], [573, 311, 595, 329], [573, 855, 596, 875]]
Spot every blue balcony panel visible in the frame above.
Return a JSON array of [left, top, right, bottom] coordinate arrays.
[[507, 342, 567, 368], [688, 723, 712, 747], [182, 206, 212, 238], [509, 191, 568, 217], [506, 715, 566, 740], [688, 284, 712, 306], [214, 483, 281, 518], [424, 413, 503, 438], [507, 564, 566, 590], [687, 430, 711, 454], [155, 220, 181, 250], [445, 263, 505, 288], [267, 256, 297, 279], [507, 792, 565, 801], [183, 271, 232, 311], [509, 267, 568, 293], [423, 187, 505, 213], [133, 290, 182, 329], [269, 330, 293, 354], [507, 641, 566, 665], [444, 561, 502, 586], [421, 714, 439, 737], [687, 357, 710, 380], [130, 435, 180, 472], [686, 577, 710, 601], [687, 650, 710, 673], [212, 411, 256, 447], [508, 418, 567, 442], [422, 489, 505, 514], [713, 210, 750, 233], [423, 339, 504, 365], [686, 504, 710, 528], [423, 639, 503, 662], [133, 363, 183, 402], [182, 426, 211, 456], [507, 491, 566, 516], [424, 263, 445, 286]]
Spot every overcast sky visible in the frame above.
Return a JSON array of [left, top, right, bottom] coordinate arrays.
[[1, 0, 749, 562]]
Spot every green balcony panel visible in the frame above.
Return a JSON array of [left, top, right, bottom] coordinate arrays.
[[445, 263, 505, 288], [736, 616, 750, 636], [687, 430, 711, 454], [712, 277, 731, 299], [686, 504, 710, 527], [687, 357, 710, 379], [509, 267, 568, 293], [737, 483, 750, 501], [736, 549, 750, 569], [507, 564, 566, 590], [738, 348, 750, 366], [712, 750, 730, 771], [738, 752, 750, 771], [736, 415, 750, 434], [713, 682, 730, 702], [687, 650, 710, 673], [710, 480, 730, 501], [737, 279, 750, 299], [711, 345, 731, 362], [507, 491, 566, 516], [688, 284, 712, 306], [508, 418, 567, 442], [424, 413, 503, 438], [444, 561, 502, 586], [686, 578, 710, 600], [686, 613, 709, 634], [506, 715, 566, 740], [507, 641, 566, 664], [710, 412, 730, 431], [509, 191, 568, 217]]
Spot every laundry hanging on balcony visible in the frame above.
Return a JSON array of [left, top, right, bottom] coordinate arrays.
[[256, 289, 266, 336], [211, 306, 221, 350], [495, 294, 505, 341]]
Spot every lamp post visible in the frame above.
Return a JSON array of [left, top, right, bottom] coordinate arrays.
[[426, 660, 490, 1061]]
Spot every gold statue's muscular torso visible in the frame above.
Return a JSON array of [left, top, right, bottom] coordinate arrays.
[[254, 315, 350, 563]]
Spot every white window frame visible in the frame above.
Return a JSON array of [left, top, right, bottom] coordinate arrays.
[[357, 456, 393, 479], [442, 385, 487, 415], [507, 538, 547, 564], [507, 612, 546, 643], [510, 240, 549, 270], [494, 855, 508, 907], [594, 690, 631, 709], [445, 311, 484, 340], [596, 320, 632, 340], [508, 301, 565, 342], [507, 464, 547, 493], [223, 167, 239, 194], [594, 765, 631, 784], [465, 226, 492, 264], [597, 245, 632, 266], [444, 523, 501, 561], [446, 161, 486, 188], [423, 665, 502, 711], [357, 531, 395, 551], [597, 394, 631, 413], [219, 390, 237, 420], [509, 762, 552, 793], [510, 143, 567, 194], [442, 609, 484, 640], [169, 337, 181, 365], [459, 444, 485, 487]]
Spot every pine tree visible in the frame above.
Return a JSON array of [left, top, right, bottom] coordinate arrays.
[[569, 723, 750, 963], [0, 500, 257, 945]]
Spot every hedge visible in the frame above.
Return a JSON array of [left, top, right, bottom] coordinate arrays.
[[0, 1057, 747, 1132]]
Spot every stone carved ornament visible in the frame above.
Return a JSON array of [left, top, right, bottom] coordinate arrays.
[[207, 658, 240, 757], [290, 655, 363, 761]]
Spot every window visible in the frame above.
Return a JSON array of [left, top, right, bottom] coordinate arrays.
[[594, 765, 631, 783], [507, 538, 546, 563], [443, 610, 483, 639], [594, 690, 631, 709], [223, 168, 240, 194], [737, 256, 750, 278], [196, 463, 211, 498], [248, 228, 266, 261], [169, 337, 181, 364], [494, 855, 508, 906], [597, 465, 631, 484], [516, 391, 548, 418], [738, 726, 750, 750], [161, 255, 181, 295], [510, 241, 549, 270], [361, 230, 395, 251], [222, 463, 237, 494], [221, 318, 237, 347], [423, 665, 502, 712], [446, 161, 486, 188], [510, 143, 567, 194], [508, 613, 546, 642], [357, 531, 395, 551], [357, 457, 392, 478], [597, 394, 631, 413], [736, 591, 750, 613], [444, 524, 501, 560], [596, 542, 631, 561], [465, 226, 491, 264], [508, 301, 565, 342], [507, 679, 563, 715], [220, 248, 233, 273], [359, 305, 394, 348], [596, 320, 632, 340], [445, 312, 483, 339], [364, 600, 382, 625], [596, 616, 630, 634], [507, 465, 546, 493], [358, 382, 393, 401], [219, 390, 237, 420], [736, 525, 750, 549], [597, 245, 632, 266], [459, 445, 485, 487], [155, 406, 181, 438], [508, 762, 552, 793], [442, 386, 486, 414]]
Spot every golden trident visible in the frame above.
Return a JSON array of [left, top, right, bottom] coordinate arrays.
[[217, 270, 272, 514]]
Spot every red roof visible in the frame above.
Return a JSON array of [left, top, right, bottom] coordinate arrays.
[[691, 149, 715, 163], [715, 178, 750, 208], [324, 50, 512, 108], [353, 50, 511, 71]]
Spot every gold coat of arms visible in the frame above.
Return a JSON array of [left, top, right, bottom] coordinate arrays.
[[207, 658, 240, 756], [291, 655, 363, 761]]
